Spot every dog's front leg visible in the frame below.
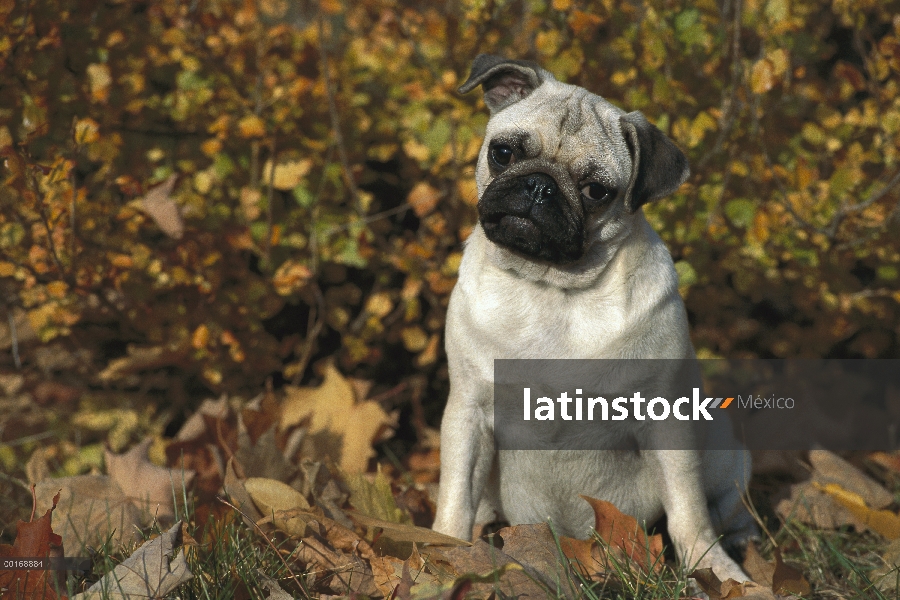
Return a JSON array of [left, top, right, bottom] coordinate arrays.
[[652, 449, 748, 582], [432, 385, 495, 541]]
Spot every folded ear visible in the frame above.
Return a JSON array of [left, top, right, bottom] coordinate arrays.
[[458, 54, 549, 113], [619, 111, 690, 211]]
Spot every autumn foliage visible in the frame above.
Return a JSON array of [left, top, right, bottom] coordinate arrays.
[[2, 0, 900, 414]]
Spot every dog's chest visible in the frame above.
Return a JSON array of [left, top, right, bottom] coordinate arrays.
[[459, 275, 633, 360]]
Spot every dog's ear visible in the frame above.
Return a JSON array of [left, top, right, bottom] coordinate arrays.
[[458, 54, 548, 113], [620, 111, 690, 211]]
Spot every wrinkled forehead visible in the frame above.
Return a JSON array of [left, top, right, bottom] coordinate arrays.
[[483, 83, 632, 186]]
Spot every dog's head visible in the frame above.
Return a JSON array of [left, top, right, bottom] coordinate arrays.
[[460, 54, 689, 266]]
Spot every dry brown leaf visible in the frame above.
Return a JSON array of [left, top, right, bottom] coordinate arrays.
[[223, 457, 264, 524], [280, 362, 396, 473], [371, 544, 440, 598], [347, 511, 470, 547], [106, 438, 195, 521], [809, 449, 893, 508], [0, 491, 65, 600], [235, 422, 296, 482], [742, 542, 775, 587], [294, 533, 378, 596], [870, 451, 900, 475], [98, 344, 185, 383], [141, 174, 184, 239], [771, 549, 811, 595], [871, 538, 900, 593], [581, 495, 663, 573], [72, 521, 193, 599], [439, 540, 547, 599], [35, 476, 142, 553], [776, 479, 866, 530], [255, 569, 294, 600], [499, 523, 573, 591]]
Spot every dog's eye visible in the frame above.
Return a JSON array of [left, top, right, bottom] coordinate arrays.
[[490, 144, 515, 168], [581, 182, 612, 202]]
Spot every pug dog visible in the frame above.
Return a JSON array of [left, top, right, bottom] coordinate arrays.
[[432, 55, 755, 582]]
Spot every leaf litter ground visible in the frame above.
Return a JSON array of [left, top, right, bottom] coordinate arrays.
[[3, 366, 900, 598]]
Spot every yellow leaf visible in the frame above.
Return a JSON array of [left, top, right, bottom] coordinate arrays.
[[401, 326, 428, 352], [46, 281, 68, 299], [818, 482, 900, 539], [769, 48, 789, 75], [74, 118, 100, 145], [0, 261, 15, 277], [244, 477, 310, 514], [344, 468, 409, 524], [262, 158, 312, 191], [552, 0, 572, 9], [407, 182, 440, 217], [0, 126, 12, 149], [238, 115, 266, 138], [191, 324, 209, 349], [365, 292, 393, 318], [751, 58, 776, 94], [272, 260, 311, 296], [86, 63, 112, 103], [280, 363, 396, 473]]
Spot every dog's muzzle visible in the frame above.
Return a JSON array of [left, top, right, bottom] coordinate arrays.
[[479, 168, 584, 263]]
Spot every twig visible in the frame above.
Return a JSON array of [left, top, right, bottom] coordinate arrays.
[[8, 309, 21, 369], [216, 496, 311, 599], [825, 168, 900, 239], [696, 0, 744, 171], [317, 15, 360, 212], [291, 283, 326, 387], [266, 138, 277, 260]]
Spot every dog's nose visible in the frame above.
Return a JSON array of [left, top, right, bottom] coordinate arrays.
[[524, 174, 558, 205]]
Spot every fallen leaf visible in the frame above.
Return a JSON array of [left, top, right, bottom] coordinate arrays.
[[809, 449, 893, 509], [280, 362, 396, 473], [141, 174, 184, 239], [347, 511, 470, 547], [0, 491, 65, 600], [871, 538, 900, 593], [869, 451, 900, 475], [72, 521, 193, 599], [244, 477, 311, 535], [256, 569, 294, 600], [438, 541, 545, 599], [771, 549, 811, 595], [583, 495, 663, 573], [742, 542, 774, 587], [106, 438, 195, 521], [817, 482, 900, 539], [293, 532, 379, 596], [99, 344, 185, 383], [371, 543, 441, 598], [499, 523, 573, 591], [35, 476, 142, 553], [344, 468, 409, 524]]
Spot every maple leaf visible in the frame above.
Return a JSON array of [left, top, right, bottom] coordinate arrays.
[[559, 495, 664, 580], [0, 491, 65, 600], [280, 362, 397, 473]]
